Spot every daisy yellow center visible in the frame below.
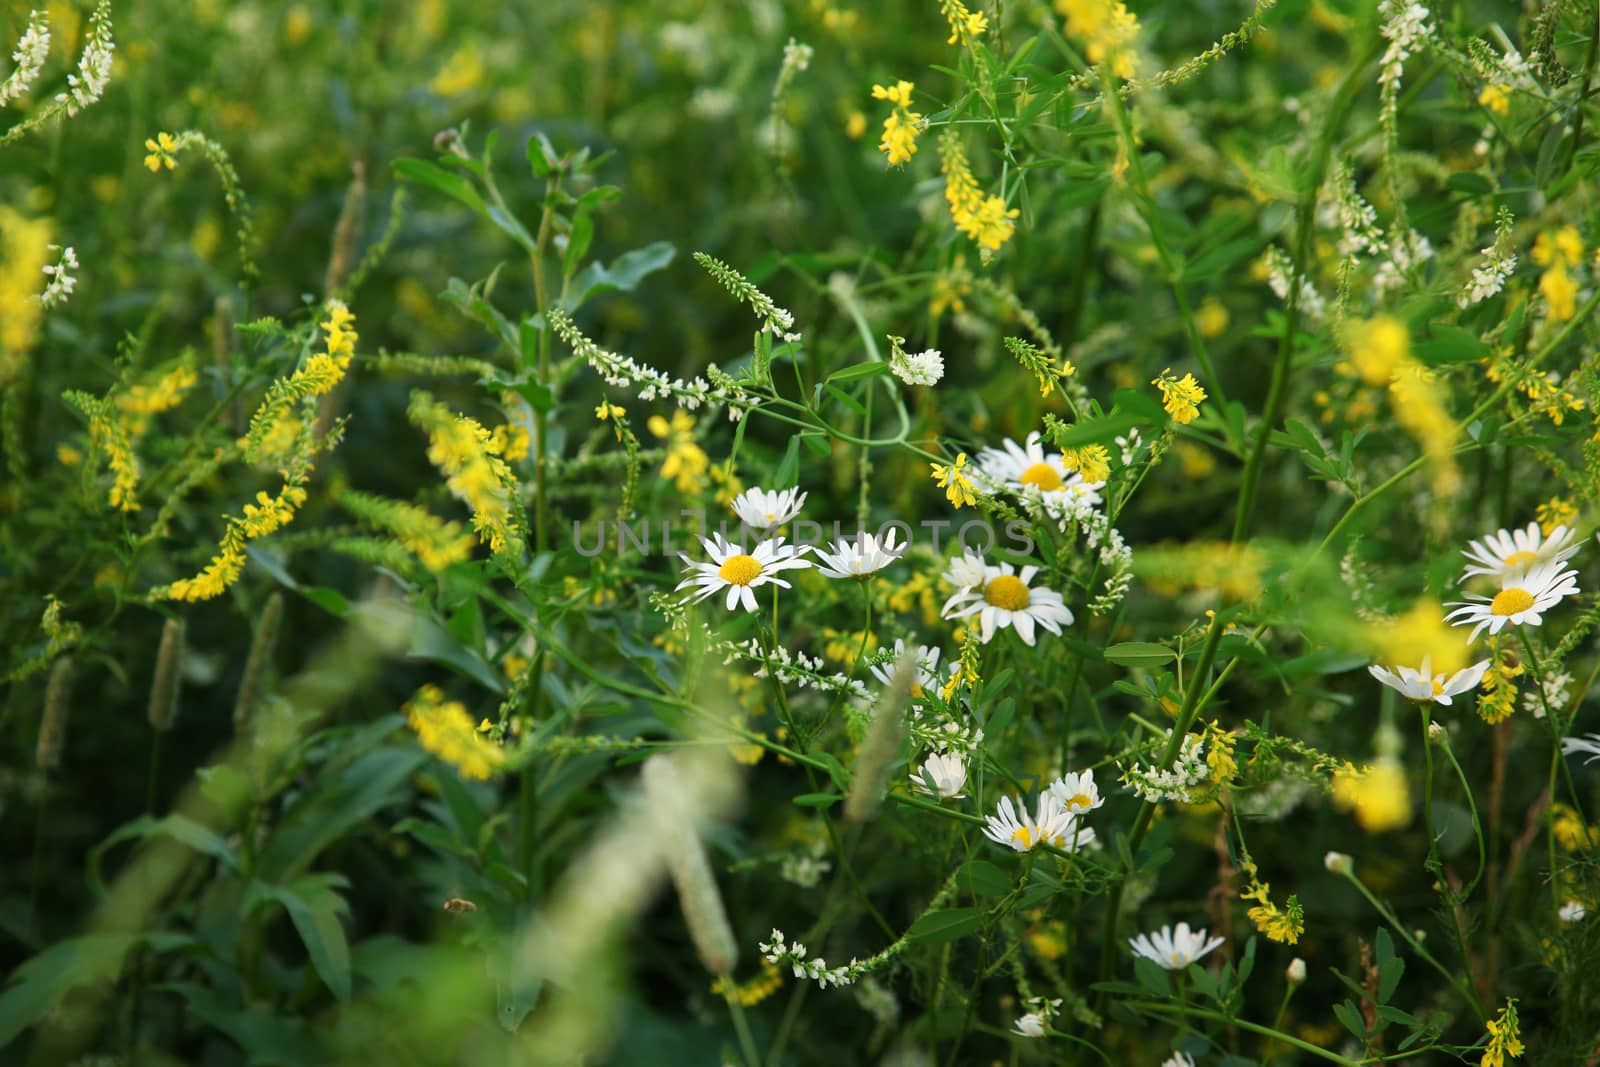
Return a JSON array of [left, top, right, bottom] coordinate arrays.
[[1010, 825, 1037, 849], [910, 682, 925, 698], [1503, 550, 1537, 568], [1019, 462, 1063, 491], [984, 575, 1031, 611], [1064, 793, 1093, 811], [1170, 952, 1183, 965], [1490, 587, 1535, 617], [1430, 680, 1444, 697], [718, 554, 763, 586]]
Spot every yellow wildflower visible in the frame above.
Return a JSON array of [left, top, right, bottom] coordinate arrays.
[[939, 132, 1018, 253], [406, 684, 506, 780], [648, 409, 710, 495], [1371, 599, 1470, 676], [1196, 298, 1229, 339], [1063, 444, 1111, 484], [1056, 0, 1141, 79], [1343, 315, 1410, 386], [1478, 84, 1510, 115], [1532, 226, 1583, 268], [339, 489, 476, 572], [430, 44, 484, 97], [1240, 863, 1304, 945], [1331, 760, 1411, 833], [595, 401, 626, 421], [1551, 803, 1600, 853], [871, 80, 922, 166], [117, 363, 198, 435], [0, 207, 52, 369], [491, 422, 530, 462], [410, 393, 524, 556], [711, 963, 784, 1007], [143, 131, 180, 172], [1539, 261, 1577, 321], [1481, 1000, 1523, 1067], [1341, 317, 1458, 495], [930, 452, 977, 508], [938, 0, 988, 45], [1152, 369, 1207, 424], [845, 110, 866, 139], [1537, 497, 1578, 536], [1476, 639, 1522, 724]]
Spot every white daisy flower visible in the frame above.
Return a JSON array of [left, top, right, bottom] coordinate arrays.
[[1560, 900, 1587, 923], [941, 549, 989, 591], [1368, 657, 1492, 705], [1046, 768, 1105, 815], [941, 558, 1074, 646], [975, 431, 1104, 510], [1562, 733, 1600, 764], [982, 794, 1076, 853], [912, 751, 967, 799], [814, 527, 905, 580], [1460, 522, 1579, 582], [675, 533, 812, 612], [1162, 1054, 1197, 1067], [1445, 560, 1581, 642], [867, 639, 943, 697], [1127, 922, 1225, 971], [730, 486, 806, 530]]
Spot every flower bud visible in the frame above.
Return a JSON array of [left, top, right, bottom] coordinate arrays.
[[148, 617, 186, 732], [1324, 850, 1354, 876], [1427, 720, 1446, 746], [1286, 957, 1307, 985]]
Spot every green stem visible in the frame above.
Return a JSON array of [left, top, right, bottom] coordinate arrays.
[[725, 987, 762, 1067], [1338, 869, 1486, 1022], [1126, 1001, 1363, 1065], [1234, 33, 1379, 543]]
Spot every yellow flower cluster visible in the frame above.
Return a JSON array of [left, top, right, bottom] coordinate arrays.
[[0, 207, 52, 378], [1538, 497, 1579, 535], [1475, 637, 1523, 724], [648, 410, 709, 494], [1481, 999, 1523, 1067], [410, 393, 524, 556], [85, 403, 142, 512], [1341, 316, 1460, 496], [1152, 369, 1207, 424], [1240, 862, 1304, 945], [1478, 83, 1510, 115], [1056, 0, 1141, 79], [939, 132, 1019, 253], [1331, 759, 1411, 833], [491, 421, 530, 462], [1368, 599, 1470, 676], [938, 0, 988, 46], [1063, 444, 1111, 484], [1138, 541, 1264, 601], [1532, 226, 1583, 322], [1551, 803, 1600, 853], [143, 131, 180, 172], [711, 963, 784, 1006], [885, 569, 942, 626], [244, 304, 357, 459], [340, 489, 476, 572], [871, 80, 922, 167], [405, 684, 506, 781], [930, 452, 977, 507], [1204, 720, 1238, 785], [117, 363, 198, 435]]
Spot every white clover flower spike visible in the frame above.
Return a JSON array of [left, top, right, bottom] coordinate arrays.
[[815, 527, 905, 580], [1127, 922, 1225, 970], [942, 557, 1074, 646], [975, 431, 1102, 510], [675, 533, 812, 612], [890, 346, 944, 386], [1561, 733, 1600, 764], [982, 794, 1075, 853], [1460, 521, 1579, 582], [1046, 768, 1104, 815], [1368, 657, 1492, 705], [730, 486, 806, 531], [912, 751, 967, 799], [1444, 559, 1580, 642], [1560, 900, 1587, 923], [1011, 1012, 1048, 1038]]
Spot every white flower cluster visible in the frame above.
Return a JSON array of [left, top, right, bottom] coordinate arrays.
[[0, 9, 50, 108], [889, 346, 944, 386], [759, 928, 864, 988], [1012, 996, 1062, 1038], [1522, 668, 1571, 719], [1115, 428, 1142, 467], [39, 245, 77, 308], [694, 252, 803, 343], [1459, 208, 1518, 308], [57, 0, 113, 117], [548, 307, 751, 419], [727, 637, 870, 700], [1377, 0, 1430, 100], [779, 839, 832, 888], [1121, 731, 1208, 803], [1328, 166, 1383, 259], [1083, 510, 1134, 615], [1372, 228, 1433, 299], [908, 706, 984, 756], [1263, 246, 1326, 323]]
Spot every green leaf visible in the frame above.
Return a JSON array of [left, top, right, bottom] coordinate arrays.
[[1413, 325, 1489, 366], [248, 877, 352, 1002], [409, 613, 504, 694], [566, 241, 677, 308], [1333, 999, 1367, 1039], [1103, 642, 1175, 668], [393, 158, 490, 217], [527, 132, 558, 177], [906, 907, 982, 945], [564, 211, 595, 278], [774, 436, 801, 489], [959, 860, 1013, 897], [825, 361, 890, 384], [89, 813, 240, 896], [1132, 957, 1171, 997], [791, 792, 842, 808]]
